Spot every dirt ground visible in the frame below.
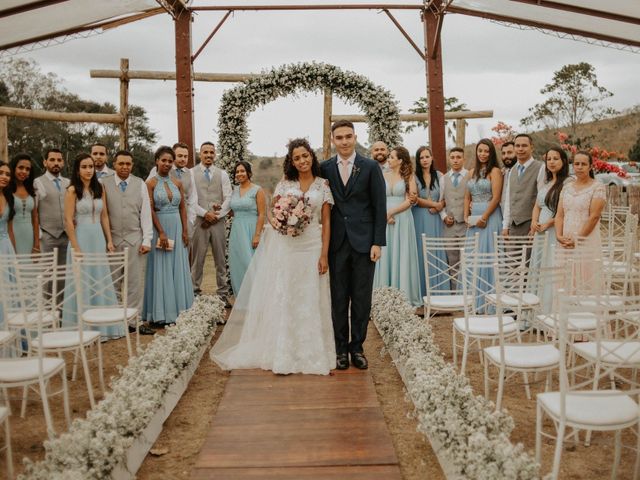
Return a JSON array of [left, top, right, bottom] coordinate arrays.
[[2, 270, 636, 480]]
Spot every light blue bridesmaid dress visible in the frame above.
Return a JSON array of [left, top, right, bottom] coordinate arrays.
[[0, 206, 16, 327], [412, 172, 448, 297], [229, 184, 260, 296], [373, 179, 422, 306], [465, 176, 503, 313], [12, 195, 35, 254], [62, 192, 124, 338], [142, 176, 194, 324], [532, 182, 557, 313]]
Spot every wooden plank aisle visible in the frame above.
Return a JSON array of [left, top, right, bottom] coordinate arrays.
[[190, 369, 402, 479]]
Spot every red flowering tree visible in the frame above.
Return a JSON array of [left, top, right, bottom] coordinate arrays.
[[490, 121, 516, 147], [555, 131, 628, 178]]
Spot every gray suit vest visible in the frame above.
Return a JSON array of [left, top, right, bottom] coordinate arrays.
[[443, 172, 467, 223], [104, 175, 144, 245], [172, 168, 193, 200], [509, 161, 543, 226], [37, 175, 69, 238], [193, 165, 223, 213]]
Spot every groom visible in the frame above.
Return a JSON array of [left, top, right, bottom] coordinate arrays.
[[320, 120, 387, 370]]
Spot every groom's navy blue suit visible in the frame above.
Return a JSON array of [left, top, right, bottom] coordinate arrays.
[[320, 153, 386, 355]]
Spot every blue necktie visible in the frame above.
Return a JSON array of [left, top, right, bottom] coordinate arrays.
[[176, 168, 183, 179], [204, 168, 211, 182], [120, 181, 127, 193], [452, 173, 460, 188], [97, 171, 106, 178], [517, 164, 525, 178], [53, 178, 61, 192]]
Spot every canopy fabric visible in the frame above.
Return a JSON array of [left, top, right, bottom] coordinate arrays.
[[448, 0, 640, 49], [0, 0, 160, 51]]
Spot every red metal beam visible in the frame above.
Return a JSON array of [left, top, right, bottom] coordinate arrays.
[[383, 9, 425, 61], [508, 0, 640, 26], [190, 4, 423, 11], [174, 8, 195, 166], [0, 0, 69, 19], [192, 10, 232, 62], [422, 4, 447, 173]]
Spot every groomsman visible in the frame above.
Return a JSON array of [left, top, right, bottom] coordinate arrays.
[[371, 141, 390, 172], [91, 143, 114, 180], [191, 142, 232, 304], [500, 141, 516, 211], [34, 148, 70, 268], [501, 134, 543, 237], [104, 150, 154, 335], [440, 147, 468, 283], [147, 143, 198, 237]]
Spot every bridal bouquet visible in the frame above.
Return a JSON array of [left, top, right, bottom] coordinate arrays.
[[271, 194, 313, 237]]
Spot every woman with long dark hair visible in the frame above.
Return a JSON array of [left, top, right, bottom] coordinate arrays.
[[373, 146, 421, 306], [412, 146, 447, 297], [61, 153, 123, 339], [0, 161, 14, 256], [9, 153, 40, 254]]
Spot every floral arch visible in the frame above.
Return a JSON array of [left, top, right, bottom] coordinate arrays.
[[216, 62, 402, 172]]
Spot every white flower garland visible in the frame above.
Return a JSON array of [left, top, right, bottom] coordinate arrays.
[[20, 296, 224, 480], [372, 287, 539, 479], [217, 62, 402, 172]]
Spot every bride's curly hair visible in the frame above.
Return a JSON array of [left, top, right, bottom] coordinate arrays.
[[392, 146, 414, 193], [283, 138, 321, 180]]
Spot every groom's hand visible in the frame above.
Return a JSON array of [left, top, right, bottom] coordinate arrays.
[[370, 245, 381, 262]]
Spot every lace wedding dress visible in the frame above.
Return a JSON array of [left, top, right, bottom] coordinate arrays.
[[210, 177, 336, 375]]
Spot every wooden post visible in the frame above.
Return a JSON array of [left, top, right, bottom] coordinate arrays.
[[422, 3, 447, 172], [455, 119, 466, 148], [0, 116, 7, 161], [119, 58, 129, 150], [175, 9, 195, 166], [323, 88, 333, 160]]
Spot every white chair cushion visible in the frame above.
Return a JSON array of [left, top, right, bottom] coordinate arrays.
[[538, 391, 639, 427], [484, 343, 560, 368], [621, 311, 640, 325], [453, 316, 517, 335], [575, 295, 624, 308], [486, 292, 540, 307], [0, 330, 16, 346], [7, 310, 57, 327], [82, 307, 137, 324], [424, 294, 468, 309], [536, 312, 598, 332], [572, 341, 640, 365], [0, 405, 8, 422], [32, 330, 101, 350], [0, 357, 65, 383]]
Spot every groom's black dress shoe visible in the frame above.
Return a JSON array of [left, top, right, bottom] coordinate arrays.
[[351, 352, 368, 370], [336, 354, 349, 370]]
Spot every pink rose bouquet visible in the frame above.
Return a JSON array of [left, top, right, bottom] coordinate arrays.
[[271, 194, 313, 237]]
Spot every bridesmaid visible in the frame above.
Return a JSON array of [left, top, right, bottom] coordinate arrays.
[[143, 146, 194, 326], [464, 139, 503, 312], [0, 161, 15, 327], [62, 153, 123, 339], [412, 146, 448, 297], [228, 161, 266, 297], [373, 146, 422, 307], [9, 154, 40, 255]]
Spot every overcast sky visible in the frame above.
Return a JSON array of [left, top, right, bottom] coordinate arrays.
[[8, 0, 640, 157]]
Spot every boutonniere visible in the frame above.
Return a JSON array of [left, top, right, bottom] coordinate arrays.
[[351, 166, 361, 177]]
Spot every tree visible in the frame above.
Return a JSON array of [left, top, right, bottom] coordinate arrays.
[[405, 96, 467, 141], [521, 62, 617, 138], [0, 57, 157, 177], [629, 130, 640, 162]]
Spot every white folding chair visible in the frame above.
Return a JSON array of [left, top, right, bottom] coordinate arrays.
[[0, 403, 11, 480], [536, 292, 640, 480], [421, 234, 479, 319], [72, 249, 138, 357]]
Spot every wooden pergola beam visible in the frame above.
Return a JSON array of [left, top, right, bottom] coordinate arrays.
[[90, 70, 259, 83], [331, 111, 493, 122], [0, 106, 124, 124]]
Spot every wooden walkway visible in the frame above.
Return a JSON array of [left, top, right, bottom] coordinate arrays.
[[190, 368, 402, 479]]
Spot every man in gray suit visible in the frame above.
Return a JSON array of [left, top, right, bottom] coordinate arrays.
[[91, 143, 114, 180], [501, 134, 543, 237], [190, 142, 232, 305], [34, 148, 70, 267], [104, 150, 154, 335]]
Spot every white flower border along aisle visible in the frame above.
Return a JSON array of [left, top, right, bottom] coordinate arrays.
[[372, 287, 539, 480], [20, 296, 224, 480], [216, 61, 402, 172]]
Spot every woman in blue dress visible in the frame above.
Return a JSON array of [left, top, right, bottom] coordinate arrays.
[[530, 146, 571, 312], [0, 162, 16, 327], [9, 154, 40, 255], [143, 146, 193, 325], [464, 139, 503, 313], [62, 153, 123, 339], [412, 146, 448, 297], [228, 161, 266, 297], [373, 146, 422, 307]]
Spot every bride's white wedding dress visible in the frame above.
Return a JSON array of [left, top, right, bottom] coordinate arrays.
[[210, 177, 336, 375]]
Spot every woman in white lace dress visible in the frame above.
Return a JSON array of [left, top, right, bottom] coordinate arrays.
[[554, 151, 607, 292], [210, 138, 336, 375]]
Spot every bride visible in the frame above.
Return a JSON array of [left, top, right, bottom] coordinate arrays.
[[210, 138, 336, 375]]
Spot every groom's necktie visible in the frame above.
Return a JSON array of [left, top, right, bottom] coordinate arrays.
[[339, 159, 350, 186]]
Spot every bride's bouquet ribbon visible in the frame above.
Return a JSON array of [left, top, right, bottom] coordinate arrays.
[[271, 194, 313, 237]]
